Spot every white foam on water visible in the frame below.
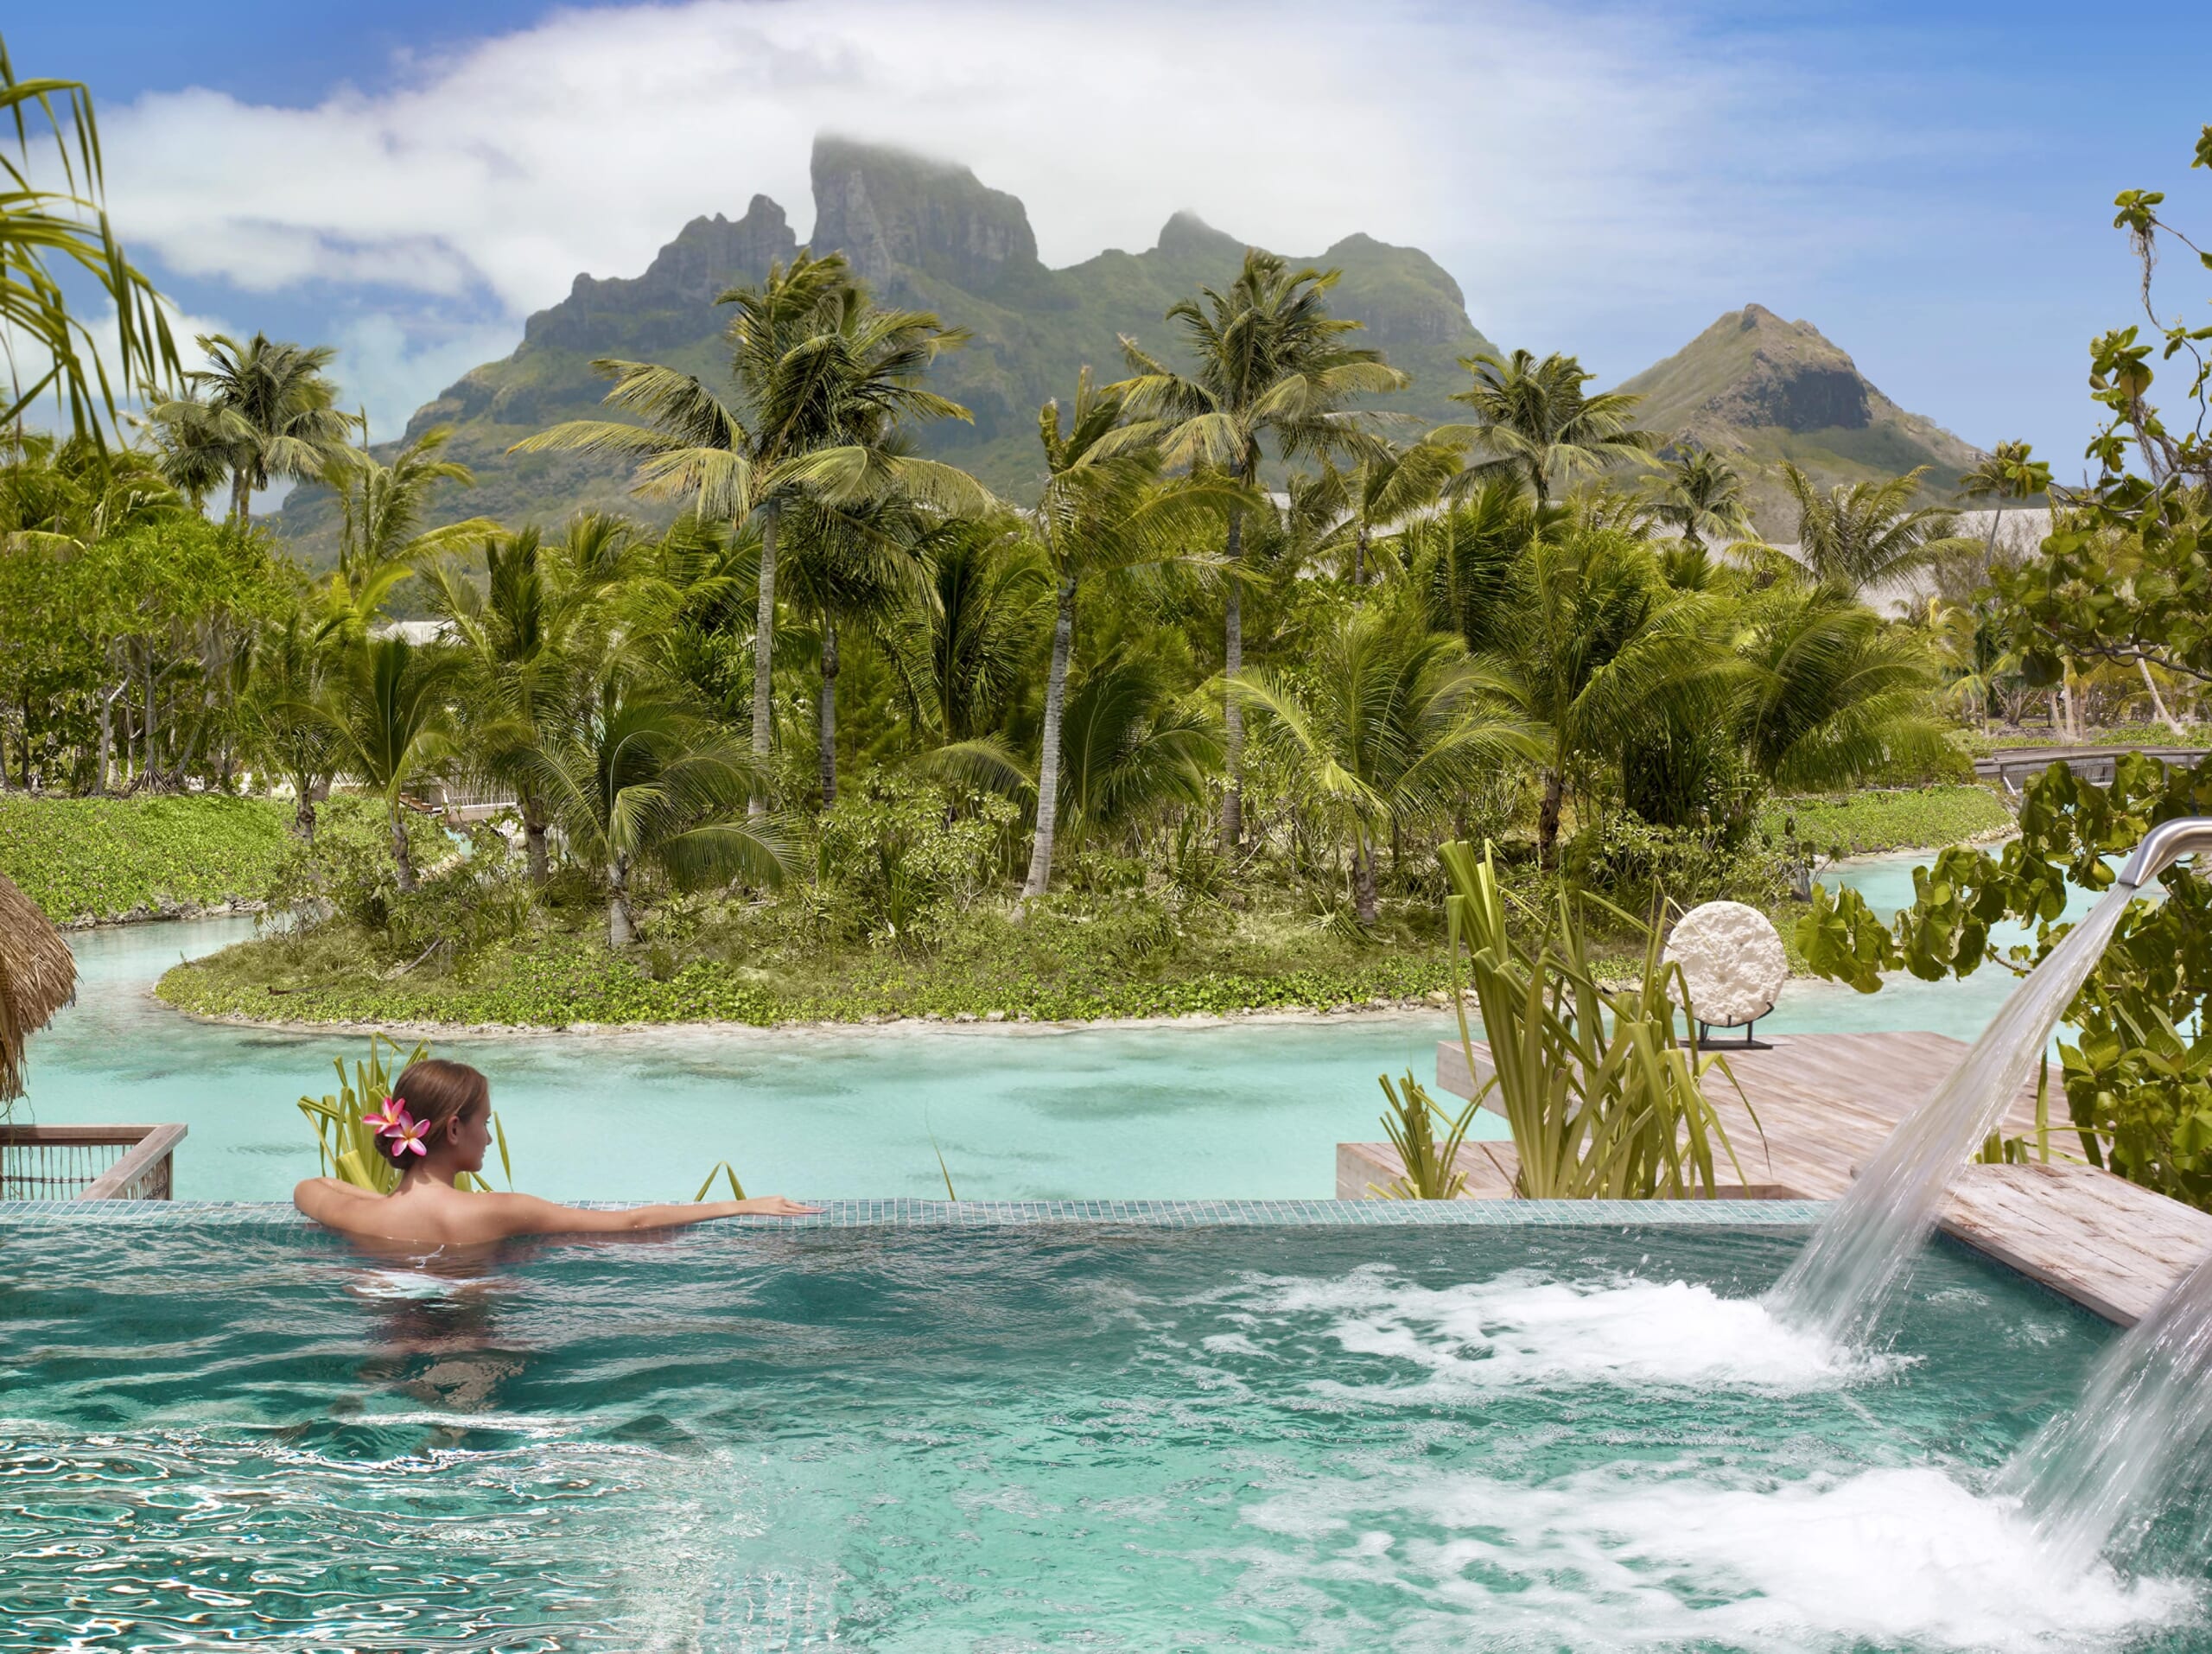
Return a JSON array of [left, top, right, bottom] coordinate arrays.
[[1239, 1464, 2195, 1652], [1239, 1265, 1889, 1392]]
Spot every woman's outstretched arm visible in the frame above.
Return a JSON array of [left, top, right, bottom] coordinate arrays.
[[482, 1193, 821, 1238]]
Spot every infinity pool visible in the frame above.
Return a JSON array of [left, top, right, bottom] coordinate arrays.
[[0, 1212, 2190, 1651]]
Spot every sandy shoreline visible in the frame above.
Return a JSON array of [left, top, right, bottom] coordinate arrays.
[[158, 994, 1465, 1042]]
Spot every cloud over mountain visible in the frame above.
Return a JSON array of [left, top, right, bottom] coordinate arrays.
[[96, 0, 1893, 440]]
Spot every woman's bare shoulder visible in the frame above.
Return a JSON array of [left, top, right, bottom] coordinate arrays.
[[467, 1192, 616, 1239]]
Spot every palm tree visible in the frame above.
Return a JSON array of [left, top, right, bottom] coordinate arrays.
[[1405, 478, 1543, 654], [900, 513, 1049, 746], [426, 521, 616, 882], [147, 334, 353, 526], [322, 634, 463, 892], [1236, 603, 1530, 922], [1777, 463, 1967, 596], [526, 678, 788, 946], [1483, 525, 1722, 868], [1643, 443, 1751, 552], [1446, 349, 1654, 507], [1113, 249, 1406, 849], [779, 493, 931, 809], [1057, 654, 1220, 853], [1313, 436, 1467, 586], [514, 252, 989, 814], [238, 609, 342, 841], [1920, 596, 2014, 735], [0, 37, 179, 442], [1736, 588, 1951, 796], [1955, 439, 2047, 549], [1021, 371, 1236, 897], [333, 423, 494, 593]]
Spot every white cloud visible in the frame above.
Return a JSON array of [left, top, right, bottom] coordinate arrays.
[[95, 0, 1931, 435], [7, 296, 232, 440]]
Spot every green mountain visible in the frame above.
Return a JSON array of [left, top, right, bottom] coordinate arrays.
[[276, 136, 1495, 551], [1611, 303, 1985, 534]]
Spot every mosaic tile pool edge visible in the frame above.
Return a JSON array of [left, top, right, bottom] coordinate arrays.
[[0, 1197, 1831, 1228]]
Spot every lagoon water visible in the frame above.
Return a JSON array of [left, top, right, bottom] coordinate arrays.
[[13, 853, 2107, 1202]]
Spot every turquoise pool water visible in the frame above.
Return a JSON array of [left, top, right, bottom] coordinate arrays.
[[9, 851, 2099, 1203], [0, 1218, 2192, 1651], [22, 919, 1497, 1203]]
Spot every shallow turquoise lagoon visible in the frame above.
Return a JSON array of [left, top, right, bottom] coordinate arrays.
[[10, 851, 2093, 1202], [2, 1218, 2196, 1651]]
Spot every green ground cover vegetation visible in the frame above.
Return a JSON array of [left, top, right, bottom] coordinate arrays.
[[1763, 784, 2014, 859], [0, 792, 434, 925]]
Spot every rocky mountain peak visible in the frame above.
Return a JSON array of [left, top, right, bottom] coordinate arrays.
[[1154, 211, 1245, 264], [518, 195, 798, 359], [809, 136, 1039, 295]]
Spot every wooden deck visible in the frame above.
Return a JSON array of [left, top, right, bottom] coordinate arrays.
[[1335, 1031, 2212, 1326], [1435, 1030, 2054, 1200]]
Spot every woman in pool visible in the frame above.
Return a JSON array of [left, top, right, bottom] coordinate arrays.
[[294, 1059, 819, 1244]]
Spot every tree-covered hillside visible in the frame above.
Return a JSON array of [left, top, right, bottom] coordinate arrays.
[[275, 137, 1496, 555]]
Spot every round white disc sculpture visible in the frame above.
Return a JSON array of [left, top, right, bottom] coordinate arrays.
[[1664, 900, 1788, 1028]]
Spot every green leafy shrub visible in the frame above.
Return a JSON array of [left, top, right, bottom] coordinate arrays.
[[1564, 811, 1792, 912], [812, 771, 1021, 951]]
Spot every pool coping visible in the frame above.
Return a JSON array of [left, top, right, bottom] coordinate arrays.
[[0, 1197, 1833, 1227]]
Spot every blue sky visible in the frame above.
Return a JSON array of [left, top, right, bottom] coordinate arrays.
[[17, 1, 2211, 471]]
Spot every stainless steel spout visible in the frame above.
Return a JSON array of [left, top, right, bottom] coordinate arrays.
[[2116, 817, 2212, 888]]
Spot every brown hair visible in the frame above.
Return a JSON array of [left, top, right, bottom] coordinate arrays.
[[379, 1059, 489, 1164]]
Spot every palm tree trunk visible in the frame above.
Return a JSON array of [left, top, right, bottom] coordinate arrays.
[[1221, 505, 1244, 852], [142, 658, 156, 779], [390, 800, 417, 893], [524, 806, 550, 884], [750, 503, 779, 823], [1538, 769, 1565, 871], [230, 468, 252, 527], [94, 683, 117, 796], [293, 780, 317, 843], [2139, 658, 2187, 737], [1022, 574, 1077, 900], [1353, 525, 1368, 588], [607, 856, 634, 948], [1353, 833, 1379, 924], [818, 611, 839, 810]]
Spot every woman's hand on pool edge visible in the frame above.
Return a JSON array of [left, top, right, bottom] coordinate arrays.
[[729, 1195, 823, 1217]]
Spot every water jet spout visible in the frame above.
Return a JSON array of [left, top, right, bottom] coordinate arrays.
[[2116, 817, 2212, 890]]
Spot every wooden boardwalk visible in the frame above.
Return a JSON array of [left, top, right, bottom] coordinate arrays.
[[1335, 1031, 2212, 1326], [1973, 743, 2206, 794]]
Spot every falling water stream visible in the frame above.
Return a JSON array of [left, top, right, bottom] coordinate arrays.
[[1764, 886, 2133, 1345], [2003, 1246, 2212, 1571]]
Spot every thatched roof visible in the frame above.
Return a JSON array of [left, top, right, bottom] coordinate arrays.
[[0, 871, 75, 1103]]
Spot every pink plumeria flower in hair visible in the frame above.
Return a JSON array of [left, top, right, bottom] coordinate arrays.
[[363, 1095, 412, 1138], [386, 1114, 431, 1159]]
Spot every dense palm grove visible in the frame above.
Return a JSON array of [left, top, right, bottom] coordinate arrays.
[[3, 246, 2012, 960]]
